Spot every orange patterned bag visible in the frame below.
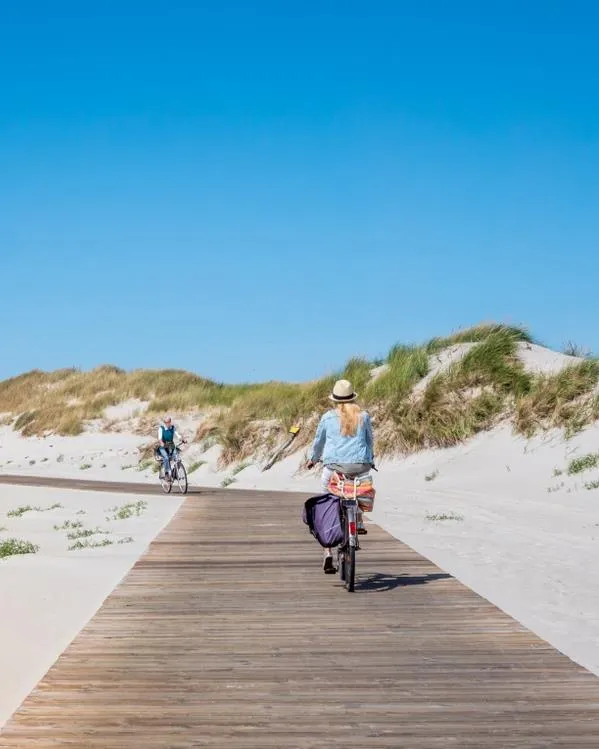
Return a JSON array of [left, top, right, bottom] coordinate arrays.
[[327, 472, 375, 513]]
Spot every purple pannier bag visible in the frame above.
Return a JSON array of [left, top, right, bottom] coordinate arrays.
[[302, 494, 344, 548]]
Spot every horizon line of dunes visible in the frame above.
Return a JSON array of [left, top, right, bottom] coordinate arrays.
[[1, 323, 598, 464]]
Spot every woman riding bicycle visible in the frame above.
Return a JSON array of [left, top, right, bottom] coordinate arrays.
[[307, 379, 375, 573]]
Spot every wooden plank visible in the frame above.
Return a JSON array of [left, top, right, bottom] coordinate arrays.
[[1, 485, 599, 748]]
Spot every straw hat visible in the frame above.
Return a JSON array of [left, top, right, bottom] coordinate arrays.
[[329, 379, 357, 403]]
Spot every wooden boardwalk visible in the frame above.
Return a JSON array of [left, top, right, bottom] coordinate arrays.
[[2, 483, 599, 748]]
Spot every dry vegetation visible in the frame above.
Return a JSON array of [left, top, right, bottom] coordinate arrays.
[[1, 323, 598, 465]]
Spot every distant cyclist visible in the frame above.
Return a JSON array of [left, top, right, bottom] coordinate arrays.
[[157, 415, 185, 479], [307, 379, 375, 573]]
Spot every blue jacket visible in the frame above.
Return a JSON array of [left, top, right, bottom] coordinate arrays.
[[310, 410, 374, 466]]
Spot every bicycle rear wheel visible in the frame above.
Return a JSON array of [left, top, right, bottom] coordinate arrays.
[[345, 547, 355, 592], [175, 462, 188, 494], [338, 549, 346, 582]]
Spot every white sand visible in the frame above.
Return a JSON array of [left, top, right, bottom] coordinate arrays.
[[517, 341, 584, 374], [0, 484, 182, 728], [103, 397, 149, 422]]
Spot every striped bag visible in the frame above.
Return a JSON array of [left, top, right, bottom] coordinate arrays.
[[327, 472, 376, 513]]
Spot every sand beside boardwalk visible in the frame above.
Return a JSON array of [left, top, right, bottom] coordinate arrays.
[[0, 485, 182, 728]]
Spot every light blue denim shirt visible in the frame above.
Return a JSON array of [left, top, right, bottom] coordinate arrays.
[[310, 409, 374, 466]]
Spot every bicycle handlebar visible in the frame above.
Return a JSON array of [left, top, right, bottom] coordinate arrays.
[[307, 459, 377, 472]]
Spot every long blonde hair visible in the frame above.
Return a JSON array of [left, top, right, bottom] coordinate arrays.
[[337, 402, 362, 437]]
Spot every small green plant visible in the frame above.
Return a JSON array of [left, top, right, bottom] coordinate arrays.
[[138, 459, 154, 472], [66, 527, 110, 541], [56, 454, 65, 463], [107, 500, 147, 520], [188, 460, 206, 474], [425, 511, 464, 522], [54, 520, 84, 531], [553, 468, 563, 477], [0, 538, 39, 558], [121, 464, 133, 470], [76, 509, 86, 515], [0, 526, 7, 532], [221, 476, 236, 488], [69, 537, 113, 551], [231, 461, 250, 476], [424, 470, 439, 482], [567, 453, 599, 476], [118, 536, 134, 545], [8, 503, 62, 518], [80, 463, 92, 470], [584, 480, 599, 490]]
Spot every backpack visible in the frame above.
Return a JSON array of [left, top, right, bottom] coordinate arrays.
[[302, 494, 344, 548]]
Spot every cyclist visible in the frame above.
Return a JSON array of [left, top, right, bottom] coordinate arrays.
[[157, 415, 185, 479], [306, 379, 375, 573]]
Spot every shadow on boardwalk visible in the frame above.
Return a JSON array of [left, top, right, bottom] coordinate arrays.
[[358, 571, 451, 592]]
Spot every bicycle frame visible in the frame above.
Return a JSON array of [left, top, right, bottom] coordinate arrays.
[[341, 498, 359, 549], [334, 472, 363, 546]]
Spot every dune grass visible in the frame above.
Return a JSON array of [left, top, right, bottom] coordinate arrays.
[[69, 537, 113, 551], [426, 323, 533, 354], [566, 452, 599, 476], [365, 346, 429, 405], [8, 503, 62, 518], [0, 538, 39, 558], [106, 500, 147, 520], [380, 328, 531, 452], [0, 324, 524, 440], [514, 360, 599, 437], [2, 322, 598, 463]]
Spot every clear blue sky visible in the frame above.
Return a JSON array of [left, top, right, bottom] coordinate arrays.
[[2, 1, 598, 383]]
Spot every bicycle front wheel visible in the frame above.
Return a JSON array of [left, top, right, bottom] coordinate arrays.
[[160, 475, 172, 494], [345, 547, 355, 592], [175, 462, 188, 494]]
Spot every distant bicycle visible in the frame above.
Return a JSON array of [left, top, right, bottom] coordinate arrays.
[[155, 442, 188, 494]]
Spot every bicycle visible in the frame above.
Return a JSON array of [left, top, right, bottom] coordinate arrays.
[[155, 442, 188, 494]]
